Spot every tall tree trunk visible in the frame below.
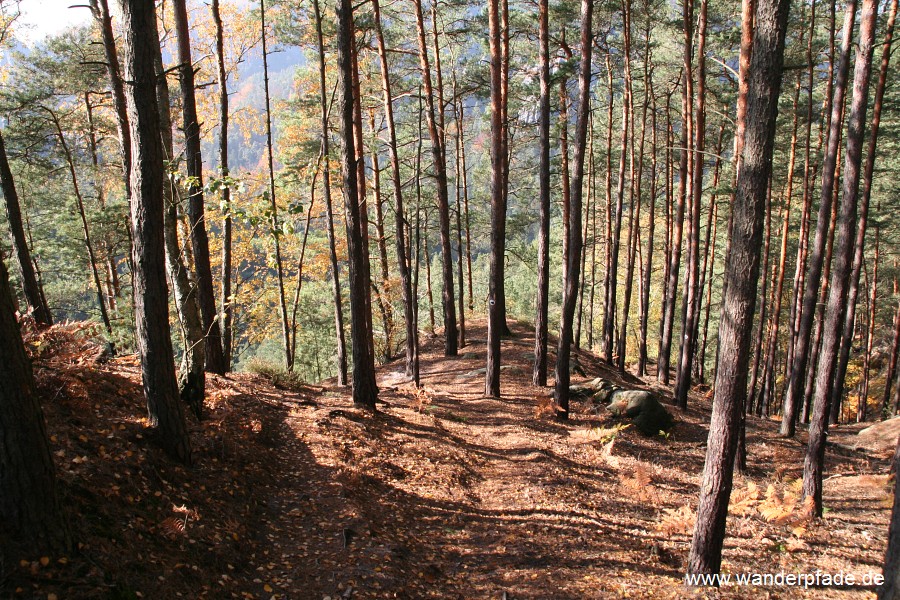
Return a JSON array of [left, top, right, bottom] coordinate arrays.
[[172, 0, 226, 375], [559, 38, 572, 282], [784, 0, 818, 396], [554, 0, 593, 419], [675, 0, 708, 409], [803, 0, 878, 517], [119, 0, 192, 464], [781, 0, 857, 436], [336, 0, 378, 409], [748, 183, 773, 414], [486, 0, 506, 397], [686, 0, 791, 573], [757, 72, 802, 416], [412, 0, 457, 356], [638, 75, 659, 377], [0, 131, 51, 325], [369, 111, 393, 362], [858, 234, 878, 421], [312, 0, 347, 385], [604, 16, 631, 366], [533, 0, 551, 387], [211, 0, 233, 371], [257, 0, 293, 371], [372, 0, 417, 382], [694, 122, 725, 384], [155, 41, 206, 420]]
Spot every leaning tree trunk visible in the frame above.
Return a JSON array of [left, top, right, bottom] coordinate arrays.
[[119, 0, 192, 465], [0, 131, 52, 325], [172, 0, 227, 375], [803, 0, 878, 517], [0, 253, 66, 552], [554, 0, 593, 419], [686, 0, 791, 573], [155, 42, 206, 420], [781, 0, 857, 437], [336, 0, 378, 409]]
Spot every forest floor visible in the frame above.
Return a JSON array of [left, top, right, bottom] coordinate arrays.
[[1, 320, 896, 599]]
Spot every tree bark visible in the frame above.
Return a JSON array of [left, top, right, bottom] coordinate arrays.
[[781, 0, 857, 437], [554, 0, 592, 419], [172, 0, 227, 375], [372, 0, 417, 382], [0, 130, 52, 325], [119, 0, 192, 465], [336, 0, 378, 409], [686, 0, 791, 572], [486, 0, 506, 398], [533, 0, 551, 387], [155, 41, 206, 420], [412, 0, 457, 356], [674, 0, 708, 409], [803, 0, 878, 516], [211, 0, 233, 371]]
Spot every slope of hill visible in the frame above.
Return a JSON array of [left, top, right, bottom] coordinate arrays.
[[1, 320, 893, 599]]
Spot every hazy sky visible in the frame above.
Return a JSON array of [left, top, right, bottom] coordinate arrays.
[[17, 0, 93, 44]]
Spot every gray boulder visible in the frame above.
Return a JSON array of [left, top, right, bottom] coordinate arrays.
[[601, 386, 674, 436]]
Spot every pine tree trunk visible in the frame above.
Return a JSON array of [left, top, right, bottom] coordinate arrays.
[[0, 131, 52, 325], [803, 0, 878, 517], [604, 27, 631, 366], [757, 71, 802, 416], [173, 0, 227, 375], [638, 77, 659, 377], [257, 0, 293, 371], [413, 0, 457, 356], [675, 0, 708, 409], [336, 0, 378, 409], [211, 0, 233, 371], [486, 0, 505, 397], [533, 0, 551, 387], [686, 0, 791, 572], [694, 122, 724, 384], [368, 111, 393, 363], [155, 42, 206, 419], [782, 0, 857, 437], [119, 0, 192, 465], [554, 0, 593, 419], [372, 0, 417, 382], [658, 12, 691, 385]]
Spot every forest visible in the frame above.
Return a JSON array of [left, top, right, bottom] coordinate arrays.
[[1, 0, 900, 596]]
